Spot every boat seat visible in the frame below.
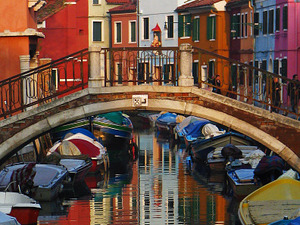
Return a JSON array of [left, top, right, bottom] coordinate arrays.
[[248, 200, 300, 224]]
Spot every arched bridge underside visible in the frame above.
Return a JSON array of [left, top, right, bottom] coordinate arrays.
[[0, 86, 299, 172]]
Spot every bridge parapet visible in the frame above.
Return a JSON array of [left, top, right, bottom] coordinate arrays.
[[0, 86, 299, 172]]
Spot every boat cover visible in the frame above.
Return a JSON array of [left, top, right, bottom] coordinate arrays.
[[97, 111, 124, 125], [202, 123, 225, 139], [63, 128, 97, 140], [8, 163, 36, 193], [156, 112, 178, 124], [183, 120, 210, 138], [176, 116, 208, 133], [221, 144, 243, 159]]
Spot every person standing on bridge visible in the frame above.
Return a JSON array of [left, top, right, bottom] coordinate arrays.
[[271, 77, 281, 113], [287, 74, 300, 113], [212, 74, 221, 94]]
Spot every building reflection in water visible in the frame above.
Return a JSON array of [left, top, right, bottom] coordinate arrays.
[[37, 130, 234, 224]]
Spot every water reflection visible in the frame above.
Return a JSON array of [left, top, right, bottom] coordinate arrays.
[[37, 129, 240, 225]]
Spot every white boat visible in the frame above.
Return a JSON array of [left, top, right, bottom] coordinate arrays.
[[0, 163, 69, 201], [0, 191, 41, 225]]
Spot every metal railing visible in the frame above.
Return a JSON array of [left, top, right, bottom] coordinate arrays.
[[0, 49, 89, 119], [0, 46, 299, 120]]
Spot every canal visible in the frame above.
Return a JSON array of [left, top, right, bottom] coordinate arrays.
[[37, 124, 240, 224]]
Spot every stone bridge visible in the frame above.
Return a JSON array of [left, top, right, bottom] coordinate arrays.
[[0, 85, 299, 172]]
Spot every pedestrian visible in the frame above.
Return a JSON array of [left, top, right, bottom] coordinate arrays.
[[212, 74, 221, 94], [271, 77, 281, 113], [287, 74, 300, 113]]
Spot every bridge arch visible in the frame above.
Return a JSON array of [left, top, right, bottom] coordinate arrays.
[[0, 86, 299, 171]]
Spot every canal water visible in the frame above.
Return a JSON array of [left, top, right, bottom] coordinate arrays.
[[37, 128, 241, 225]]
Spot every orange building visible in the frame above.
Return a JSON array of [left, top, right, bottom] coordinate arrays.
[[176, 0, 231, 92], [0, 0, 45, 80]]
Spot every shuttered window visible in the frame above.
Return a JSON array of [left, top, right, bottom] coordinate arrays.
[[207, 16, 216, 40], [93, 21, 102, 41], [269, 9, 274, 34], [115, 22, 121, 43], [275, 8, 280, 31], [192, 17, 200, 41], [254, 12, 259, 36], [167, 16, 174, 38], [263, 11, 267, 34], [231, 14, 238, 38], [178, 14, 191, 38], [281, 58, 287, 83], [282, 6, 288, 30]]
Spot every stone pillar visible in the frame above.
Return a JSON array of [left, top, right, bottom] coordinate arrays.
[[20, 55, 31, 106], [178, 43, 194, 86], [88, 45, 103, 88]]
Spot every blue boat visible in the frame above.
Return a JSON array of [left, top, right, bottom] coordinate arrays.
[[155, 112, 185, 136], [181, 120, 212, 146]]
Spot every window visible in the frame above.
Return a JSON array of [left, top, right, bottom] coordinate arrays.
[[254, 12, 259, 36], [93, 21, 102, 41], [241, 14, 244, 38], [143, 17, 149, 40], [263, 11, 267, 34], [207, 15, 216, 40], [249, 61, 253, 86], [276, 8, 280, 31], [192, 17, 200, 41], [269, 9, 274, 34], [231, 64, 237, 88], [208, 60, 215, 79], [245, 13, 248, 37], [167, 16, 174, 39], [281, 58, 287, 82], [261, 60, 267, 83], [129, 21, 136, 43], [179, 14, 191, 37], [51, 68, 58, 90], [115, 22, 121, 43], [282, 5, 288, 30], [231, 14, 239, 38], [93, 0, 100, 4], [274, 59, 279, 75]]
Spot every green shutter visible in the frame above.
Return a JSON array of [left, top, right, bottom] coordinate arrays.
[[283, 6, 288, 30], [231, 15, 237, 38], [207, 17, 212, 40], [192, 18, 199, 41], [178, 15, 183, 37], [186, 14, 191, 36], [212, 16, 216, 39]]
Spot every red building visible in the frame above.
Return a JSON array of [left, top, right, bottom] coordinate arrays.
[[109, 0, 137, 85]]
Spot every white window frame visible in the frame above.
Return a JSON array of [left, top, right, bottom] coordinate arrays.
[[92, 20, 103, 42], [115, 21, 122, 44], [166, 15, 174, 39], [129, 20, 137, 43], [142, 17, 150, 40], [92, 0, 101, 5], [245, 12, 248, 38]]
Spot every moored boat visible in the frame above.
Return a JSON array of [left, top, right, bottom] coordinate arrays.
[[0, 163, 69, 201], [155, 112, 185, 136], [0, 191, 40, 225], [238, 177, 300, 225], [0, 211, 20, 225]]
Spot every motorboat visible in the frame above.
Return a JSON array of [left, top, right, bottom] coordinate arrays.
[[0, 191, 41, 225], [48, 132, 109, 173], [0, 163, 68, 201], [207, 145, 264, 171], [238, 177, 300, 225], [227, 168, 260, 199], [189, 131, 255, 163]]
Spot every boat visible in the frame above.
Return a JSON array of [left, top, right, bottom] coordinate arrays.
[[181, 120, 218, 146], [174, 116, 207, 142], [0, 191, 41, 225], [93, 111, 136, 164], [227, 168, 260, 198], [50, 118, 91, 143], [207, 145, 265, 171], [48, 132, 108, 173], [155, 112, 185, 136], [0, 162, 69, 201], [238, 177, 300, 225], [189, 131, 255, 163], [268, 216, 300, 225]]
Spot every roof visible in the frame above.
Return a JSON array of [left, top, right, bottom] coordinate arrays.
[[37, 0, 66, 22], [109, 0, 136, 13], [176, 0, 223, 11], [106, 0, 132, 4], [226, 0, 250, 8]]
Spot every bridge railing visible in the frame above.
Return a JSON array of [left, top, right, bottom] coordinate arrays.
[[100, 47, 180, 86], [0, 48, 89, 119], [192, 47, 300, 118]]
